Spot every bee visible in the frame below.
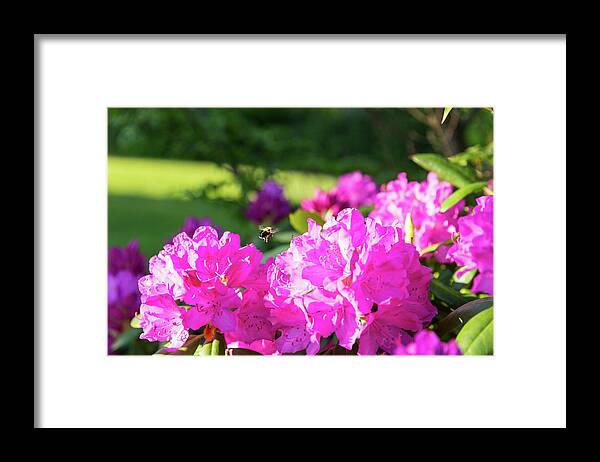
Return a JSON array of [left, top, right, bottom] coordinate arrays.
[[258, 225, 278, 243]]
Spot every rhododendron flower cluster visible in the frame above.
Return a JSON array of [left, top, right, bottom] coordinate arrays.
[[265, 208, 437, 355], [448, 195, 494, 295], [369, 172, 463, 261], [108, 241, 146, 353], [132, 182, 492, 355], [301, 171, 377, 217], [137, 226, 274, 351], [245, 180, 291, 225], [394, 330, 461, 355]]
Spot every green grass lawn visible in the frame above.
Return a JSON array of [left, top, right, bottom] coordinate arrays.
[[108, 156, 337, 258]]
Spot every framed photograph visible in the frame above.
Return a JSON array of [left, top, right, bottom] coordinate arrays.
[[107, 107, 493, 358], [35, 35, 566, 428]]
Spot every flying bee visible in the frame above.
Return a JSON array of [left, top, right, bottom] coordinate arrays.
[[258, 225, 278, 243]]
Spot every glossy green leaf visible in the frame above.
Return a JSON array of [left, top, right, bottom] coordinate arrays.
[[456, 308, 493, 355], [404, 213, 414, 244], [448, 144, 493, 166], [453, 266, 478, 284], [441, 107, 453, 124], [129, 313, 141, 329], [193, 343, 212, 356], [436, 298, 493, 336], [419, 238, 453, 257], [211, 338, 225, 355], [440, 182, 488, 213], [430, 279, 476, 308], [411, 154, 477, 188], [288, 209, 325, 234], [111, 327, 142, 351], [193, 335, 225, 356]]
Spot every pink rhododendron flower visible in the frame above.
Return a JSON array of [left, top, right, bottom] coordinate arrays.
[[224, 257, 278, 350], [137, 226, 268, 349], [335, 171, 378, 209], [225, 339, 279, 355], [182, 283, 241, 332], [368, 172, 463, 261], [139, 294, 189, 350], [225, 289, 274, 344], [301, 188, 338, 216], [265, 208, 436, 355], [301, 171, 377, 218], [448, 195, 494, 295], [393, 330, 462, 355]]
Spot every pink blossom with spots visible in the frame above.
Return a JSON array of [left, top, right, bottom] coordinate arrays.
[[138, 294, 189, 351], [301, 171, 377, 218], [448, 195, 494, 295], [137, 226, 266, 349], [369, 172, 463, 261], [266, 208, 436, 355]]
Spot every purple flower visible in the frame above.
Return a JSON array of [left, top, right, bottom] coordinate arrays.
[[108, 240, 145, 276], [108, 241, 146, 353], [393, 330, 462, 355], [245, 180, 292, 225], [369, 172, 463, 261], [448, 195, 494, 295], [176, 216, 222, 240], [301, 171, 377, 218]]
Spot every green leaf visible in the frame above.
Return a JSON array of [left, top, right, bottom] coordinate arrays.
[[440, 182, 487, 213], [358, 205, 374, 216], [193, 334, 226, 356], [436, 298, 493, 336], [111, 327, 142, 351], [419, 238, 453, 257], [404, 213, 414, 244], [411, 154, 477, 188], [456, 308, 493, 355], [288, 209, 325, 234], [453, 266, 478, 285], [448, 144, 493, 167], [129, 313, 141, 329], [211, 338, 225, 355], [193, 343, 212, 356], [441, 107, 453, 124], [430, 278, 476, 308]]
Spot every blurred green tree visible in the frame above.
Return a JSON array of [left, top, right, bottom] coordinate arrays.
[[108, 108, 492, 200]]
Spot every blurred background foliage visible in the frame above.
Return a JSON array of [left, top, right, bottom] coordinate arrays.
[[108, 108, 492, 258]]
